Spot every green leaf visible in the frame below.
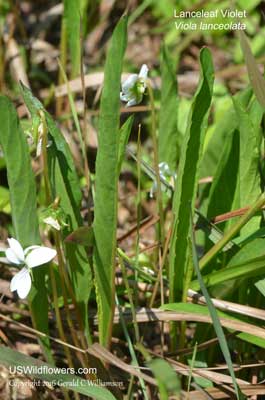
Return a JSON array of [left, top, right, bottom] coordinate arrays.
[[199, 88, 252, 182], [255, 278, 265, 297], [169, 48, 214, 302], [118, 115, 134, 174], [205, 88, 254, 237], [0, 97, 39, 245], [238, 30, 265, 109], [237, 0, 260, 11], [233, 97, 263, 236], [20, 84, 92, 340], [148, 358, 181, 399], [191, 239, 265, 291], [93, 16, 128, 347], [0, 345, 116, 400], [0, 186, 10, 213], [207, 129, 239, 226], [199, 194, 265, 271], [63, 0, 82, 77], [0, 96, 52, 362], [158, 44, 178, 171]]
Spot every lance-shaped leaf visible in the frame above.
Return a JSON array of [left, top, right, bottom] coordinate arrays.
[[238, 30, 265, 109], [158, 44, 179, 172], [0, 96, 52, 362], [233, 97, 263, 236], [169, 48, 214, 302], [63, 0, 81, 78], [205, 87, 253, 232], [93, 16, 128, 347]]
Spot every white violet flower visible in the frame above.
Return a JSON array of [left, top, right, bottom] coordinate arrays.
[[120, 64, 149, 107], [6, 238, 57, 299]]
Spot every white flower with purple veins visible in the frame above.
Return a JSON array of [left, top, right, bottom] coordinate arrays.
[[6, 238, 57, 299], [120, 64, 149, 107]]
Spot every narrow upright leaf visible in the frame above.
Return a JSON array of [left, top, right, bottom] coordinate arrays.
[[233, 97, 263, 236], [238, 30, 265, 109], [169, 48, 214, 302], [205, 88, 253, 230], [93, 16, 128, 347], [63, 0, 82, 77], [0, 96, 52, 362], [158, 44, 179, 171]]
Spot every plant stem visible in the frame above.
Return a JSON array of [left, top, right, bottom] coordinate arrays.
[[119, 257, 140, 342], [134, 124, 142, 313], [147, 82, 165, 246], [56, 13, 67, 116]]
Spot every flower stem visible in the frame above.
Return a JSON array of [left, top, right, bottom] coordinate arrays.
[[56, 15, 67, 116], [147, 82, 165, 247]]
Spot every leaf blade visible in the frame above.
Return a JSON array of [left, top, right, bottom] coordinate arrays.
[[158, 44, 179, 171], [93, 16, 128, 346], [169, 48, 214, 301], [0, 96, 52, 362], [238, 30, 265, 109]]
